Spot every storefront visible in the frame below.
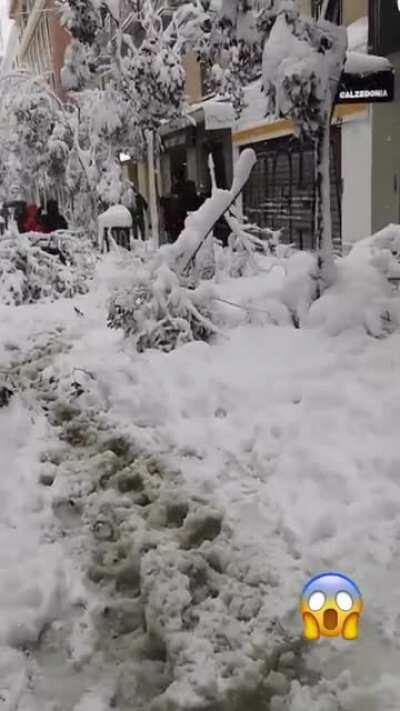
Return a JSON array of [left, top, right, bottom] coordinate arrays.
[[367, 0, 400, 234], [232, 78, 370, 252], [241, 129, 342, 252], [159, 99, 234, 198], [233, 10, 396, 252]]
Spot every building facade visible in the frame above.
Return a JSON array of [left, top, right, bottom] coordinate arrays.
[[237, 0, 376, 253], [367, 0, 400, 234], [158, 0, 396, 251], [7, 0, 399, 248], [9, 0, 70, 97]]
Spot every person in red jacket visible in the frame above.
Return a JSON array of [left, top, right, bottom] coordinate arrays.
[[22, 205, 47, 233]]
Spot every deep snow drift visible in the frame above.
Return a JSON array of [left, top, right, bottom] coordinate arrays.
[[1, 232, 400, 710]]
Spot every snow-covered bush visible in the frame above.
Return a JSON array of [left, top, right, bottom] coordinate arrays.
[[165, 149, 257, 282], [213, 220, 282, 280], [346, 224, 400, 281], [307, 253, 400, 338], [108, 263, 219, 353], [0, 232, 96, 306], [280, 251, 319, 327], [302, 224, 400, 337]]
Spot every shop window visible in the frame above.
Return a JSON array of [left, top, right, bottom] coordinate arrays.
[[369, 0, 400, 56], [311, 0, 342, 22], [242, 129, 342, 253]]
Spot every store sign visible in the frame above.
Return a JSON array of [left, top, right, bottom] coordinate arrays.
[[336, 70, 394, 104], [203, 101, 235, 131], [163, 129, 195, 150]]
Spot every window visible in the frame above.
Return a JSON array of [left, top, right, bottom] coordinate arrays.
[[369, 0, 400, 56], [311, 0, 342, 23], [311, 0, 323, 18]]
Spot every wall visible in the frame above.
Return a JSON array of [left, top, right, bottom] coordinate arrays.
[[182, 51, 203, 104], [341, 113, 372, 245], [1, 23, 18, 74], [296, 0, 311, 16], [48, 0, 71, 98], [295, 0, 368, 23], [343, 0, 368, 25], [370, 100, 400, 233]]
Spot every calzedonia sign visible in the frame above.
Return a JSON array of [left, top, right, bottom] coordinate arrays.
[[336, 69, 395, 104]]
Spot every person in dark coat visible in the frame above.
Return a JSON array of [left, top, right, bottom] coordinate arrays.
[[182, 180, 202, 213], [134, 190, 148, 240], [174, 180, 203, 238], [41, 200, 68, 232], [23, 205, 45, 233], [2, 200, 27, 233]]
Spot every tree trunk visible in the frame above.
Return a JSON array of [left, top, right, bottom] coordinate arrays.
[[146, 130, 159, 247], [314, 110, 336, 294]]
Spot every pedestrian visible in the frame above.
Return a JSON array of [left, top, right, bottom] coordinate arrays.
[[182, 180, 202, 214], [134, 189, 148, 241], [2, 200, 27, 233], [22, 204, 45, 233], [121, 182, 149, 241], [175, 179, 202, 237], [40, 199, 68, 232]]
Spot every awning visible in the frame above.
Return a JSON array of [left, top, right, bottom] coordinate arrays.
[[202, 100, 235, 130], [159, 96, 235, 141]]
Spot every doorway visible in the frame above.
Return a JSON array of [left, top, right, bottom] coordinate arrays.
[[169, 146, 188, 190]]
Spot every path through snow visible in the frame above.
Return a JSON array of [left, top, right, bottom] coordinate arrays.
[[1, 255, 400, 709]]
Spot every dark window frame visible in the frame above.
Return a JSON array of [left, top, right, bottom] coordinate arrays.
[[368, 0, 400, 56], [242, 128, 342, 253], [311, 0, 342, 23]]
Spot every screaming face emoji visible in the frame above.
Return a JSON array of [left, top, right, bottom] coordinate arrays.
[[300, 572, 363, 640]]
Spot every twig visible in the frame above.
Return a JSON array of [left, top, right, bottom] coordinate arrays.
[[212, 296, 276, 317], [185, 300, 228, 339]]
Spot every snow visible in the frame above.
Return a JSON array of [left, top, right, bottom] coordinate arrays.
[[97, 205, 132, 251], [1, 234, 400, 708], [235, 78, 274, 130], [203, 100, 235, 130], [169, 148, 256, 276], [344, 51, 391, 76], [347, 223, 400, 278], [98, 205, 132, 229], [234, 14, 384, 134], [261, 9, 347, 137], [340, 15, 391, 76], [347, 16, 368, 54]]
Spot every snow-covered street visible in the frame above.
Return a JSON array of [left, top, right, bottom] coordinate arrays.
[[1, 247, 400, 710], [1, 1, 400, 708]]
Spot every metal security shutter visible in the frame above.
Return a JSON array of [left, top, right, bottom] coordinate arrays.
[[242, 128, 342, 253]]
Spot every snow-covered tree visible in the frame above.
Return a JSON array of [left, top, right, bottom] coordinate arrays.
[[0, 73, 71, 203], [58, 0, 206, 240], [259, 0, 347, 290], [202, 0, 347, 291], [197, 0, 262, 116]]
